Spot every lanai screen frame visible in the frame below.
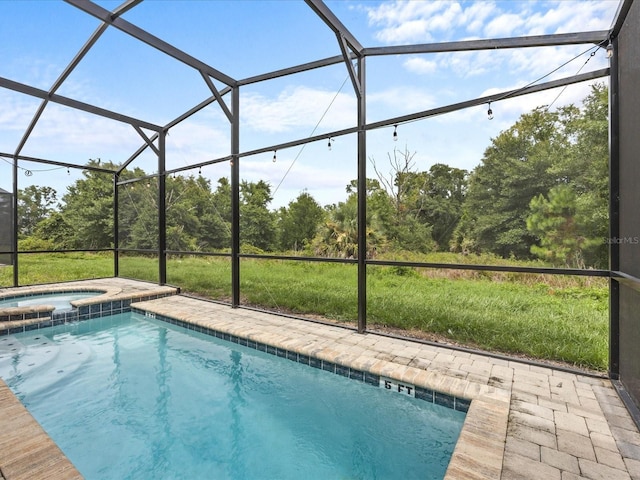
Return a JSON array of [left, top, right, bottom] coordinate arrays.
[[0, 0, 631, 382]]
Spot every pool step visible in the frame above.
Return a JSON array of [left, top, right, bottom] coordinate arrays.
[[0, 335, 92, 395]]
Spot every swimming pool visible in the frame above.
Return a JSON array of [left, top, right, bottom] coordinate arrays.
[[0, 291, 102, 310], [0, 312, 466, 479]]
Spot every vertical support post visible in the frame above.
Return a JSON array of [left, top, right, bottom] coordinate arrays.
[[231, 86, 240, 307], [12, 156, 18, 287], [113, 173, 119, 278], [608, 37, 620, 380], [356, 57, 367, 333], [158, 130, 167, 285]]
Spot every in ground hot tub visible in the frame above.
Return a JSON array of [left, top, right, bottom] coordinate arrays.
[[0, 291, 103, 311], [0, 290, 106, 324]]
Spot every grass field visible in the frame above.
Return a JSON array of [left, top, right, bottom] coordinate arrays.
[[0, 252, 609, 371]]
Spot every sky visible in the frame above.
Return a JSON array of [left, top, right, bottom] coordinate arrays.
[[0, 0, 621, 209]]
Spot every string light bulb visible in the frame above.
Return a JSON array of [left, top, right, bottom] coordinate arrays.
[[393, 125, 398, 142], [328, 138, 333, 151], [67, 167, 70, 175], [272, 151, 277, 163], [606, 40, 614, 59], [198, 166, 202, 176], [487, 103, 494, 120]]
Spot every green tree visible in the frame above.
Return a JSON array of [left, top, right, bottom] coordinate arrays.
[[313, 196, 359, 258], [61, 159, 115, 249], [116, 166, 152, 249], [313, 184, 386, 259], [370, 148, 467, 252], [278, 191, 325, 252], [119, 173, 232, 252], [371, 147, 423, 252], [34, 211, 76, 250], [118, 174, 160, 250], [527, 185, 581, 266], [526, 85, 609, 268], [207, 177, 232, 250], [165, 174, 231, 252], [412, 164, 467, 250], [240, 180, 276, 251], [559, 84, 609, 267], [17, 185, 58, 238], [455, 107, 572, 258]]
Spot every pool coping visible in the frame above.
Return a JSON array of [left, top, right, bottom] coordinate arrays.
[[0, 380, 82, 480]]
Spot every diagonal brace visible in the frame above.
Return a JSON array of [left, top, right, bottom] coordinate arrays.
[[336, 33, 362, 98], [133, 125, 160, 156], [199, 71, 233, 123]]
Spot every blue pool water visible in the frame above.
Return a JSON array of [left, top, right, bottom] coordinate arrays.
[[0, 292, 101, 310], [0, 313, 465, 480]]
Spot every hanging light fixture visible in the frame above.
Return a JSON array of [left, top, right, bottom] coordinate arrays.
[[272, 151, 277, 162], [328, 138, 333, 151], [606, 40, 614, 59], [487, 102, 494, 120], [393, 125, 398, 141]]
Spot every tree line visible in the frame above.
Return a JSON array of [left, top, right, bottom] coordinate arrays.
[[16, 84, 608, 269]]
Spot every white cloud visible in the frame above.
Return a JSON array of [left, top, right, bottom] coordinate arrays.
[[240, 156, 352, 208], [166, 120, 230, 167], [462, 2, 497, 34], [403, 57, 438, 74], [0, 91, 40, 135], [484, 12, 526, 37], [240, 86, 356, 134], [368, 86, 436, 113], [376, 18, 433, 43], [438, 49, 501, 78], [524, 1, 618, 35], [367, 1, 466, 43], [15, 103, 144, 161], [365, 0, 616, 86]]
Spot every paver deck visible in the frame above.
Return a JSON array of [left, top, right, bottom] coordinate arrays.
[[0, 279, 638, 479]]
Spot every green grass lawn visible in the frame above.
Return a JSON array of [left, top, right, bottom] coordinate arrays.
[[0, 252, 609, 371]]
